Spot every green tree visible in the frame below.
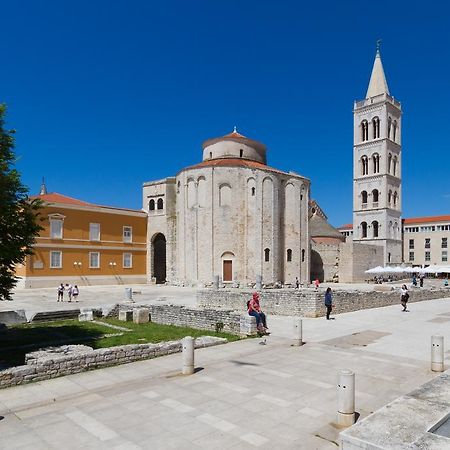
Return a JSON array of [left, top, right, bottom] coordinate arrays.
[[0, 104, 43, 300]]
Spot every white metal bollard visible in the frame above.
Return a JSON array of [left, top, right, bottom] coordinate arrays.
[[182, 336, 195, 375], [292, 317, 303, 346], [337, 369, 355, 427], [431, 335, 444, 372]]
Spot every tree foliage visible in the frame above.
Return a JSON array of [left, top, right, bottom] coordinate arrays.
[[0, 104, 43, 300]]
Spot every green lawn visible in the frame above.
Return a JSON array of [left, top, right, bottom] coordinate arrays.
[[0, 319, 239, 368]]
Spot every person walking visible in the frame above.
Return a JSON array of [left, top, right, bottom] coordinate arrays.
[[412, 275, 417, 287], [325, 287, 333, 320], [72, 285, 79, 302], [419, 273, 424, 288], [57, 283, 64, 302], [295, 277, 300, 289], [66, 283, 73, 302], [400, 284, 409, 311]]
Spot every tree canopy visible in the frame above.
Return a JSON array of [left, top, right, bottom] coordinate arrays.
[[0, 104, 42, 300]]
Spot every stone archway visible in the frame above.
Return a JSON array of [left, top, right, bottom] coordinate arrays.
[[152, 233, 166, 284]]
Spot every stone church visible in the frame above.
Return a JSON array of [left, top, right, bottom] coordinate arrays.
[[143, 129, 311, 286], [143, 47, 397, 285]]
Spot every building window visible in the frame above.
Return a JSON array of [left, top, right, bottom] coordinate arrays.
[[393, 191, 398, 207], [89, 252, 100, 268], [123, 226, 132, 243], [372, 189, 379, 204], [393, 120, 397, 142], [287, 249, 292, 262], [425, 251, 431, 262], [209, 151, 212, 159], [393, 156, 397, 176], [251, 187, 255, 196], [372, 153, 380, 173], [442, 238, 448, 249], [240, 149, 244, 158], [157, 198, 164, 210], [388, 117, 392, 139], [361, 222, 368, 238], [149, 199, 155, 211], [361, 156, 369, 175], [409, 239, 414, 249], [301, 249, 305, 262], [50, 251, 62, 268], [50, 219, 63, 239], [361, 120, 368, 142], [443, 251, 448, 262], [372, 221, 379, 238], [409, 251, 414, 261], [89, 223, 100, 241], [361, 190, 368, 206], [219, 184, 231, 206], [264, 248, 270, 262], [372, 117, 380, 139], [388, 190, 392, 205], [388, 153, 392, 174], [123, 253, 132, 268], [425, 238, 431, 249]]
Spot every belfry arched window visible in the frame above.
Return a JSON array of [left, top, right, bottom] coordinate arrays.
[[393, 120, 397, 142], [372, 221, 379, 238], [361, 190, 368, 206], [388, 117, 392, 139], [372, 117, 380, 139], [157, 198, 164, 210], [372, 189, 379, 204], [388, 153, 392, 174], [393, 191, 398, 207], [361, 222, 368, 238], [372, 153, 380, 173], [149, 199, 155, 211], [361, 156, 369, 175], [361, 120, 369, 142], [388, 190, 392, 205], [393, 156, 397, 176], [264, 248, 270, 262]]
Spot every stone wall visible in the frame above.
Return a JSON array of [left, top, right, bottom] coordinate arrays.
[[197, 287, 450, 318], [107, 304, 242, 334], [0, 336, 226, 389], [311, 243, 340, 282]]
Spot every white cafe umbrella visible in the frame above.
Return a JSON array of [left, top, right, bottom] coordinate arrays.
[[365, 266, 385, 274], [438, 266, 450, 274], [424, 264, 444, 274]]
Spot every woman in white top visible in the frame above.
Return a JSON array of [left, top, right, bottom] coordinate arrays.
[[400, 284, 409, 312]]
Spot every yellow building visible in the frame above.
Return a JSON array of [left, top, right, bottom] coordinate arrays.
[[16, 192, 147, 288]]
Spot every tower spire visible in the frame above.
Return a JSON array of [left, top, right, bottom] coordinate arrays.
[[39, 177, 47, 195], [366, 42, 390, 98]]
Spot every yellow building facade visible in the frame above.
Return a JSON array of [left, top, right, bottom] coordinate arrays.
[[16, 193, 147, 288]]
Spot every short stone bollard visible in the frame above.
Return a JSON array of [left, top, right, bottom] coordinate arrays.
[[213, 275, 219, 289], [124, 287, 133, 302], [133, 308, 150, 324], [182, 336, 195, 375], [118, 310, 133, 322], [292, 317, 303, 346], [78, 311, 93, 322], [255, 275, 262, 291], [431, 335, 444, 372], [337, 369, 355, 427]]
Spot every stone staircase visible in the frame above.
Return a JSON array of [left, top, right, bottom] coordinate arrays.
[[30, 309, 81, 322]]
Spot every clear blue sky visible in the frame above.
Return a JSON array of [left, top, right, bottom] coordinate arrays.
[[1, 0, 449, 227]]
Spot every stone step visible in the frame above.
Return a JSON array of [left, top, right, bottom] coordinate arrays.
[[31, 309, 81, 323]]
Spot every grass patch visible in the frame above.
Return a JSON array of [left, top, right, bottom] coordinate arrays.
[[0, 319, 239, 369]]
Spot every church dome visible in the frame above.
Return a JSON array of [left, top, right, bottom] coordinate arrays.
[[310, 213, 345, 244], [202, 128, 267, 164]]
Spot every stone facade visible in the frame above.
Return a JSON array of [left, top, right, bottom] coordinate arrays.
[[143, 129, 311, 287]]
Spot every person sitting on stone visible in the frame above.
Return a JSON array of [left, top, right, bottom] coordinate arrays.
[[248, 292, 269, 335]]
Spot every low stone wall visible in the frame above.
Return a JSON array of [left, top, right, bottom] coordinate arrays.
[[197, 287, 450, 317], [0, 336, 226, 389], [108, 304, 242, 334]]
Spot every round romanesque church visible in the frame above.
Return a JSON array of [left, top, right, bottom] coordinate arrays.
[[143, 129, 311, 286]]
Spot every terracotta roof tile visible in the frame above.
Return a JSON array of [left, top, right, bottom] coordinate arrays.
[[338, 223, 353, 230], [403, 215, 450, 224], [31, 192, 92, 206]]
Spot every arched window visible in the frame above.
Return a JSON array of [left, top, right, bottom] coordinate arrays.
[[388, 117, 392, 139], [287, 249, 292, 262], [149, 199, 155, 211], [372, 117, 380, 139], [388, 221, 393, 238], [372, 189, 379, 203], [301, 249, 305, 262], [239, 149, 244, 158], [361, 190, 368, 205], [361, 120, 368, 142], [361, 221, 368, 238], [388, 190, 392, 205], [251, 187, 255, 196], [361, 156, 368, 175], [372, 153, 380, 173], [393, 156, 397, 176], [394, 222, 399, 240], [209, 151, 213, 159], [264, 248, 270, 262], [393, 191, 398, 207], [388, 153, 392, 174], [157, 198, 164, 210], [177, 181, 181, 194], [372, 221, 379, 238], [393, 120, 397, 142], [219, 184, 231, 206]]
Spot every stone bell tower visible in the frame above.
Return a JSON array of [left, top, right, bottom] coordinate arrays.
[[352, 44, 403, 264]]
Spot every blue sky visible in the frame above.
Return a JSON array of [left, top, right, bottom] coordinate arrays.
[[1, 0, 449, 227]]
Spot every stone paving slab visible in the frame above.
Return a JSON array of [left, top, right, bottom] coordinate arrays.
[[1, 298, 450, 448]]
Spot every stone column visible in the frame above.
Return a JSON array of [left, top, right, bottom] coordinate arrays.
[[431, 335, 444, 372], [337, 369, 355, 427], [292, 317, 303, 346]]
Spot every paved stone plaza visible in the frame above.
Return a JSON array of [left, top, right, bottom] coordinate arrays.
[[1, 293, 450, 449]]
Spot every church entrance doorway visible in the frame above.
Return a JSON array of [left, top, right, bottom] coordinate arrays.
[[223, 260, 232, 282], [152, 233, 166, 284]]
